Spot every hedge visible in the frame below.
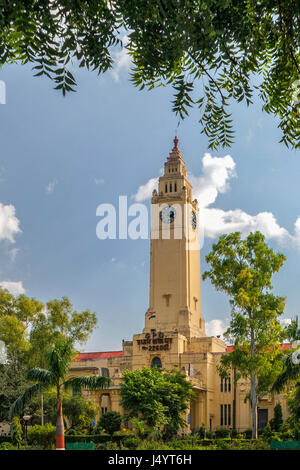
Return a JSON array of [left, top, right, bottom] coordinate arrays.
[[65, 434, 130, 444], [0, 435, 12, 444]]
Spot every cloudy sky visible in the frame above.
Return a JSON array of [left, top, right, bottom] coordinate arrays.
[[0, 41, 299, 350]]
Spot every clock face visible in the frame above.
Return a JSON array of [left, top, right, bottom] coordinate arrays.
[[191, 210, 197, 229], [160, 206, 176, 224]]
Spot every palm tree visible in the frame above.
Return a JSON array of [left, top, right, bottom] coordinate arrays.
[[272, 317, 300, 393], [9, 337, 110, 450]]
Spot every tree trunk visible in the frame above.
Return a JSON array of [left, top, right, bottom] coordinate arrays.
[[250, 373, 258, 439], [56, 396, 65, 450]]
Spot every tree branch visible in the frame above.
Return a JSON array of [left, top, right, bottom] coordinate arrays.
[[188, 51, 225, 103]]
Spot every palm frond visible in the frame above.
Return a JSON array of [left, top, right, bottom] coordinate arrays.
[[27, 368, 53, 385], [46, 337, 76, 381], [64, 375, 111, 392], [9, 383, 49, 419], [272, 353, 300, 392]]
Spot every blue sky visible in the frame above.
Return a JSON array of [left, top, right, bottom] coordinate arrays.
[[0, 52, 299, 351]]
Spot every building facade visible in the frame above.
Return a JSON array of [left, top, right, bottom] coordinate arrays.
[[69, 138, 289, 431]]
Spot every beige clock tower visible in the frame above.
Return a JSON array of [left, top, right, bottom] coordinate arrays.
[[145, 137, 206, 339], [69, 137, 289, 434]]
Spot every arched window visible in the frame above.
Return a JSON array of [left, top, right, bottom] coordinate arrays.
[[174, 183, 177, 192], [165, 183, 168, 193], [151, 357, 162, 369]]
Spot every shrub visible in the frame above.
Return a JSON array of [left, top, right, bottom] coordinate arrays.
[[244, 429, 252, 439], [137, 439, 171, 450], [197, 425, 205, 439], [11, 417, 22, 448], [262, 422, 272, 442], [215, 428, 230, 438], [27, 423, 56, 449], [122, 436, 140, 450], [94, 442, 107, 450], [270, 403, 283, 432], [215, 438, 231, 450], [130, 417, 146, 438], [0, 442, 16, 450], [0, 436, 12, 444], [206, 431, 213, 439], [270, 432, 281, 442], [293, 422, 300, 440], [148, 428, 162, 441], [97, 412, 122, 436], [104, 441, 120, 450], [240, 440, 269, 450]]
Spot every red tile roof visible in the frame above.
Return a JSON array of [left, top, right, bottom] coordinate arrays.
[[74, 351, 123, 361], [226, 343, 292, 353]]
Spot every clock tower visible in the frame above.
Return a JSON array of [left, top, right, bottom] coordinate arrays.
[[145, 137, 206, 338]]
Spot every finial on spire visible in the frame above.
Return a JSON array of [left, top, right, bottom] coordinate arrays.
[[173, 136, 179, 150]]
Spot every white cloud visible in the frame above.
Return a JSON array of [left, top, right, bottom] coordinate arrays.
[[111, 35, 131, 82], [111, 257, 116, 263], [45, 179, 57, 194], [202, 208, 290, 242], [0, 281, 25, 295], [132, 151, 300, 249], [191, 153, 236, 208], [133, 177, 158, 202], [0, 203, 21, 243], [206, 319, 228, 339]]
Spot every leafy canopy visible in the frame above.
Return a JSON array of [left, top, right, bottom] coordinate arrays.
[[97, 411, 122, 436], [0, 1, 299, 149], [0, 288, 97, 366], [120, 367, 194, 434], [272, 316, 300, 393], [203, 231, 286, 394]]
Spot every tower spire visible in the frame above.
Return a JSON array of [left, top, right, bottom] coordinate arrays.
[[173, 135, 179, 150], [168, 135, 184, 163]]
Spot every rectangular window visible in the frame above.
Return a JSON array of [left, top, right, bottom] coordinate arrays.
[[101, 407, 108, 415], [100, 367, 110, 378], [165, 184, 167, 193], [224, 378, 227, 392], [220, 379, 223, 393], [170, 183, 172, 192], [220, 405, 223, 426], [228, 377, 231, 392], [228, 404, 231, 426], [174, 183, 177, 192], [224, 404, 227, 425]]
